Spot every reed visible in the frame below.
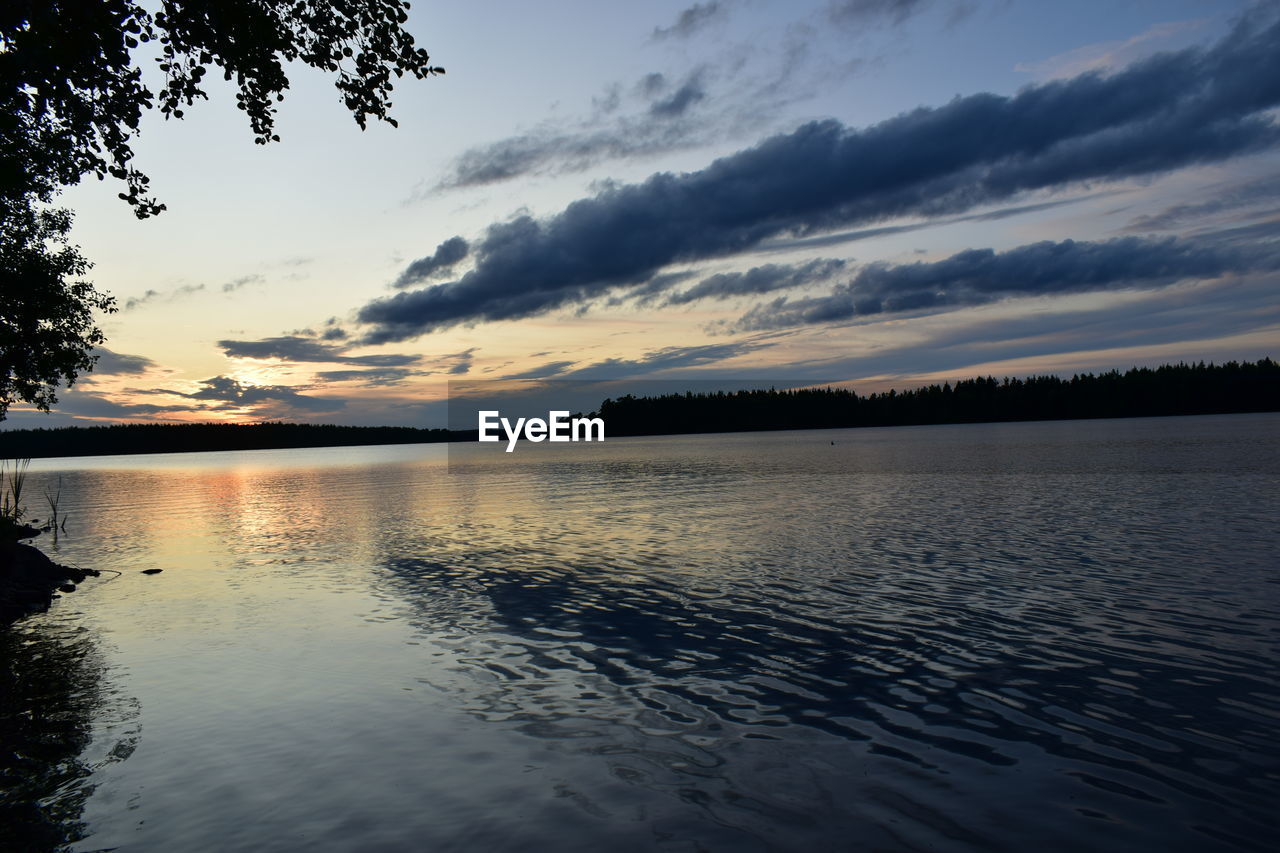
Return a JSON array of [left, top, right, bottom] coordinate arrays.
[[1, 458, 34, 540], [2, 458, 31, 523], [45, 475, 67, 533]]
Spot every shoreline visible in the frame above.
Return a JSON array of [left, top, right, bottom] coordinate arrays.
[[4, 407, 1279, 462], [0, 533, 98, 626]]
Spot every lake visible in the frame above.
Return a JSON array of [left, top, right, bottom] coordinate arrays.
[[3, 414, 1278, 852]]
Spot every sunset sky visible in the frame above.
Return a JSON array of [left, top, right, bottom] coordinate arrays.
[[7, 0, 1279, 428]]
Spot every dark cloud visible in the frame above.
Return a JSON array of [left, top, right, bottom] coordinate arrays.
[[651, 3, 727, 41], [666, 259, 846, 305], [1126, 174, 1280, 233], [392, 236, 470, 289], [217, 336, 420, 367], [90, 348, 157, 375], [320, 317, 348, 340], [183, 376, 343, 413], [361, 11, 1280, 342], [735, 232, 1280, 330]]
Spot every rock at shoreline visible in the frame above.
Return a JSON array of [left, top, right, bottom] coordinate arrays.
[[0, 539, 99, 625]]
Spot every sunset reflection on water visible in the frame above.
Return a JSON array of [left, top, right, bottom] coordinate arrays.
[[8, 415, 1278, 853]]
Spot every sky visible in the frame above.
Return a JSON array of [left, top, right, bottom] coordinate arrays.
[[7, 0, 1280, 428]]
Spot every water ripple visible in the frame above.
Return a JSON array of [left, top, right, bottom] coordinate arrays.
[[13, 414, 1280, 851]]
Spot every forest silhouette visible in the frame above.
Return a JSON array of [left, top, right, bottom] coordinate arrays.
[[0, 422, 455, 459], [598, 359, 1279, 437]]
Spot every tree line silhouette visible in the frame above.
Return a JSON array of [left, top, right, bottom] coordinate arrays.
[[0, 422, 457, 460], [0, 359, 1274, 457], [598, 359, 1279, 437]]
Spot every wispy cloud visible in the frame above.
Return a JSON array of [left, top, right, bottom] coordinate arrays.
[[314, 367, 416, 386], [750, 273, 1280, 383], [444, 347, 478, 375], [559, 340, 774, 379], [1125, 173, 1280, 233], [124, 283, 205, 311], [648, 69, 709, 118], [217, 333, 483, 382], [432, 67, 724, 191], [828, 0, 938, 27], [651, 2, 728, 41], [123, 273, 263, 308], [17, 389, 192, 422], [21, 378, 345, 424], [428, 15, 869, 195], [501, 360, 578, 380], [1016, 19, 1207, 80], [222, 274, 263, 293], [491, 341, 774, 382], [218, 336, 421, 367]]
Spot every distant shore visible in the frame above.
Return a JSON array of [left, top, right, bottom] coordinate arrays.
[[0, 422, 469, 460], [1, 359, 1274, 459], [598, 359, 1278, 438]]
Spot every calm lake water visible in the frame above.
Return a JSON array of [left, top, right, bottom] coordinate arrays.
[[3, 414, 1278, 852]]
